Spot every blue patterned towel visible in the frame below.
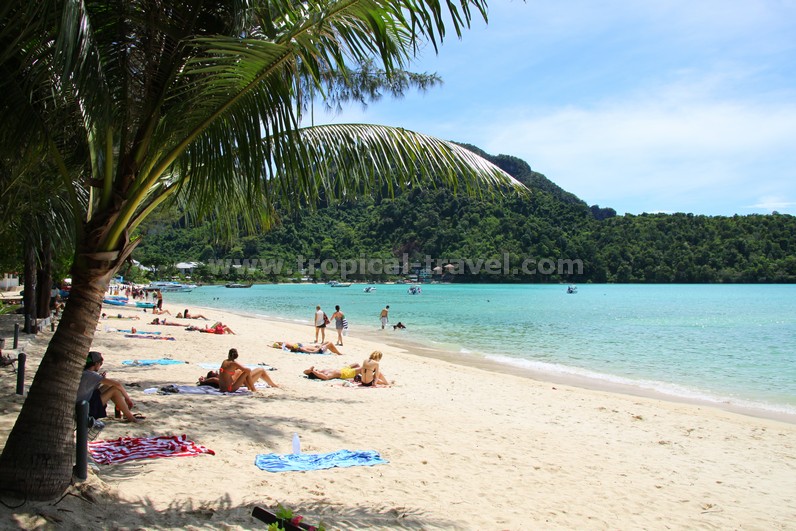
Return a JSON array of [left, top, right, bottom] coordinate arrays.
[[122, 359, 187, 366], [254, 450, 388, 472]]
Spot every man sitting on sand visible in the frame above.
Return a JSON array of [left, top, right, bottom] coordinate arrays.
[[272, 341, 342, 355], [76, 351, 144, 422]]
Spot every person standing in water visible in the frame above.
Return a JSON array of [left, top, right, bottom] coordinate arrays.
[[379, 305, 389, 330]]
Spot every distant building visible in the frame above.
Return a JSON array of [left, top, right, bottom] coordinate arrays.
[[1, 273, 20, 291], [175, 262, 201, 275]]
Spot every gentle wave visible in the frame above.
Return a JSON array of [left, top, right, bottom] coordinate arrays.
[[484, 353, 796, 417]]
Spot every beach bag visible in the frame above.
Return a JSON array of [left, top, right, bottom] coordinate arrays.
[[342, 318, 349, 336], [323, 313, 330, 325]]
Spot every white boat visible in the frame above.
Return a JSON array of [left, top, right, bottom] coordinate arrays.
[[145, 281, 197, 292], [363, 286, 377, 293], [566, 285, 578, 294], [329, 281, 352, 287], [407, 285, 422, 295]]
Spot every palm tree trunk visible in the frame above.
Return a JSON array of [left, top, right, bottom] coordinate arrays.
[[0, 246, 118, 499], [22, 238, 37, 333], [36, 242, 53, 320]]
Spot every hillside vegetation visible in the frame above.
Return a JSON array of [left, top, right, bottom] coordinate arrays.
[[132, 148, 796, 284]]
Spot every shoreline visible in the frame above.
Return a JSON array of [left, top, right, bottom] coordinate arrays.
[[207, 303, 796, 425]]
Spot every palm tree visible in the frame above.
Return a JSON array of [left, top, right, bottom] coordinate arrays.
[[0, 0, 522, 499]]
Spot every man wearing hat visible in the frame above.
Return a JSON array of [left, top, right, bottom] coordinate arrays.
[[76, 351, 141, 422]]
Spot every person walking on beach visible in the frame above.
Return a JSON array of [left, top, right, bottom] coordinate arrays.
[[156, 289, 163, 310], [330, 305, 345, 346], [380, 305, 389, 330], [314, 305, 327, 343]]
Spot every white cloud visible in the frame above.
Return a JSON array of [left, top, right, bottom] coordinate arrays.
[[745, 197, 796, 212]]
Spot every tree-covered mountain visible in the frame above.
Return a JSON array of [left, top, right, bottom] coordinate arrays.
[[132, 148, 796, 284]]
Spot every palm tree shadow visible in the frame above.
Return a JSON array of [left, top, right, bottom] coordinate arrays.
[[3, 482, 455, 529]]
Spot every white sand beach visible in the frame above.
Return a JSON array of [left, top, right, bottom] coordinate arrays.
[[1, 301, 795, 530]]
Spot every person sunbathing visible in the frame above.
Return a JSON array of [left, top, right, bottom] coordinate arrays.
[[178, 308, 209, 319], [150, 317, 188, 326], [303, 363, 361, 380], [272, 341, 342, 355], [198, 370, 220, 388], [152, 307, 171, 315], [102, 312, 140, 320], [197, 322, 235, 334], [218, 348, 278, 392]]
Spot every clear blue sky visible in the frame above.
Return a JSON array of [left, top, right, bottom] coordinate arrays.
[[315, 0, 796, 216]]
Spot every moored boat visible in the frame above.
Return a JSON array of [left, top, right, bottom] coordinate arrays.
[[145, 281, 197, 292]]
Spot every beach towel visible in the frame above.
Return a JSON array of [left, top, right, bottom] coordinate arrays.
[[117, 329, 161, 335], [143, 383, 268, 395], [122, 358, 187, 366], [254, 449, 388, 472], [124, 334, 176, 341], [88, 434, 214, 465]]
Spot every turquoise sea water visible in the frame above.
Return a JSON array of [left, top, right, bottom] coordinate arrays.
[[164, 284, 796, 418]]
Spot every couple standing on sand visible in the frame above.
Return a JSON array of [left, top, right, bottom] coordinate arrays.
[[315, 305, 346, 346]]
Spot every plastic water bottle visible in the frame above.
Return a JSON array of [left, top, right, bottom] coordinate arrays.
[[292, 433, 301, 455]]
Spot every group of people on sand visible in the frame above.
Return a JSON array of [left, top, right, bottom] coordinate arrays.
[[79, 302, 391, 424], [76, 341, 391, 426], [147, 317, 235, 334], [303, 351, 389, 387]]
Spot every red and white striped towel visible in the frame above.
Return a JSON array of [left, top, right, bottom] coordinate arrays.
[[88, 434, 215, 464]]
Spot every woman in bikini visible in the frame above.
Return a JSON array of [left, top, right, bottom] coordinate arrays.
[[218, 348, 279, 392], [356, 351, 390, 387]]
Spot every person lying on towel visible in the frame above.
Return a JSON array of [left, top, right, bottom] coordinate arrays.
[[272, 341, 342, 355], [195, 322, 235, 335]]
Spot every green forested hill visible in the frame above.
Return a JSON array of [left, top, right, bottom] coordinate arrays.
[[131, 148, 796, 284]]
